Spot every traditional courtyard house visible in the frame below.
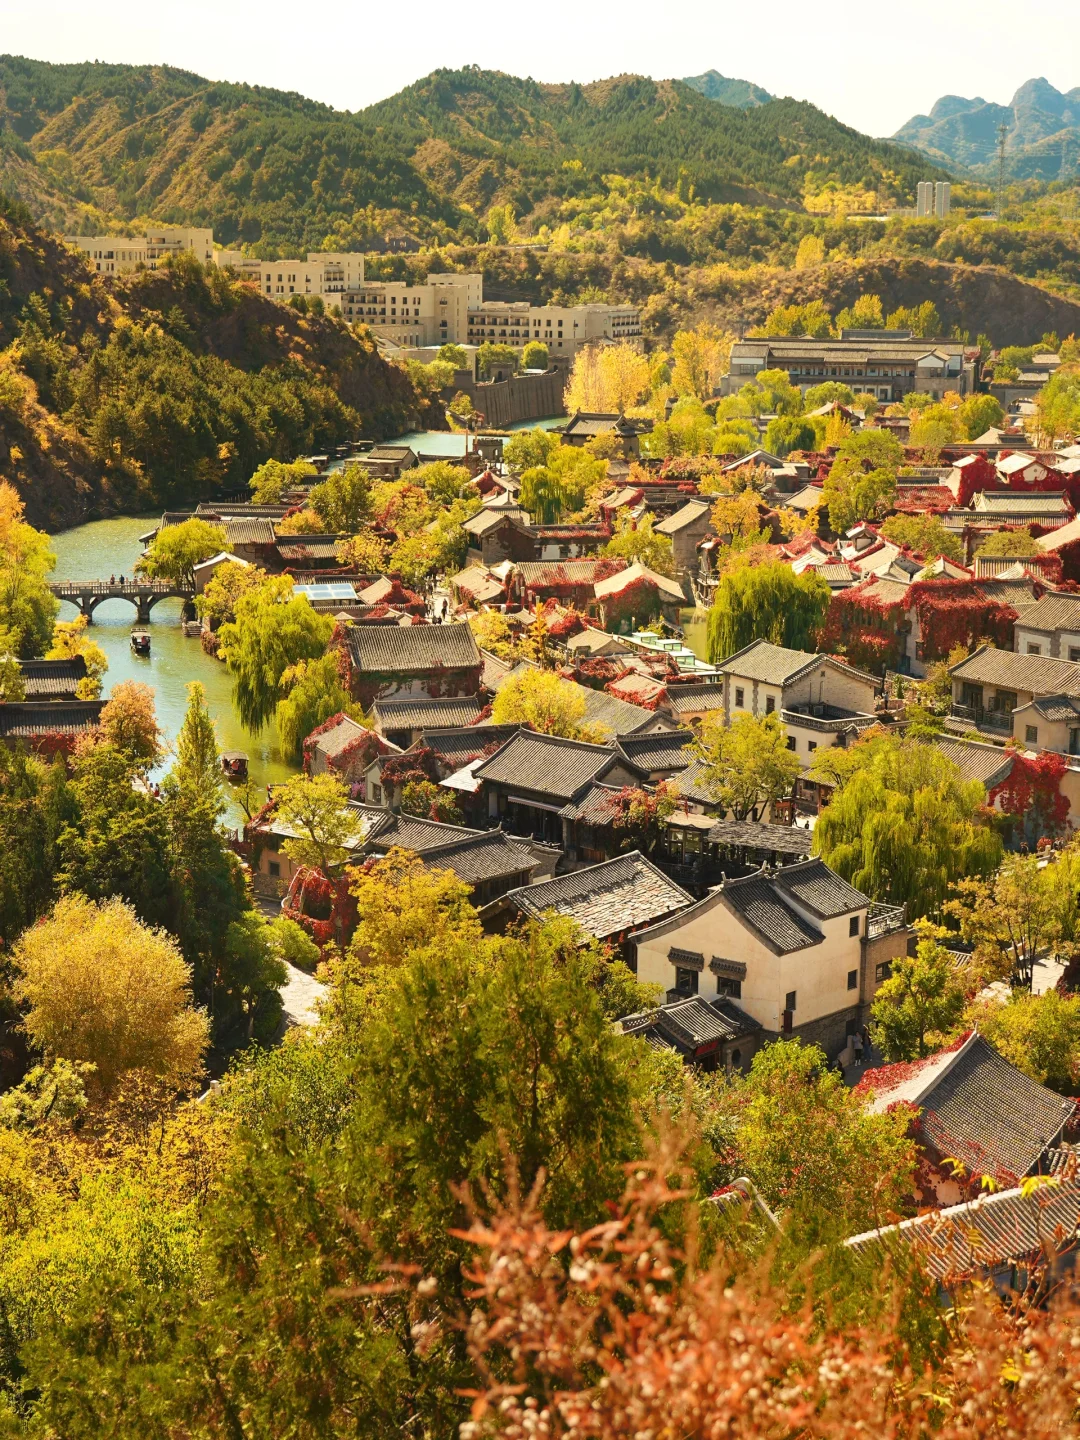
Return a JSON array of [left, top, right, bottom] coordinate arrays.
[[493, 850, 693, 962], [946, 452, 998, 504], [1013, 592, 1080, 660], [335, 621, 483, 710], [17, 657, 88, 701], [1037, 515, 1080, 581], [665, 682, 727, 728], [619, 996, 762, 1071], [448, 562, 511, 610], [891, 481, 956, 516], [469, 728, 637, 843], [192, 551, 251, 595], [972, 554, 1062, 583], [630, 858, 909, 1061], [654, 499, 715, 575], [615, 728, 696, 784], [996, 452, 1053, 487], [931, 734, 1015, 797], [857, 1032, 1076, 1202], [557, 413, 652, 459], [563, 625, 635, 659], [510, 558, 625, 613], [356, 811, 539, 908], [713, 641, 879, 778], [0, 701, 104, 757], [305, 713, 399, 785], [353, 444, 418, 480], [948, 646, 1080, 737], [593, 562, 687, 631], [370, 694, 484, 749], [274, 535, 352, 573], [462, 509, 535, 567], [722, 333, 977, 403], [531, 522, 613, 561]]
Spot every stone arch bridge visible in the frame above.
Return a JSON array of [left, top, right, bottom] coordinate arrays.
[[48, 579, 194, 624]]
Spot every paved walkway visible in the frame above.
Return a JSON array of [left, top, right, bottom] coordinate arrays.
[[279, 961, 326, 1029]]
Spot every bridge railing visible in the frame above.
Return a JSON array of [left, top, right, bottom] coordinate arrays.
[[48, 579, 192, 596]]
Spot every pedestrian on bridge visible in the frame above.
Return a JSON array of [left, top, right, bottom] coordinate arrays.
[[109, 573, 115, 585]]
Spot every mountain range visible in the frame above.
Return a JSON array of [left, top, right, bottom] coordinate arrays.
[[894, 77, 1080, 180], [681, 71, 772, 108], [0, 56, 937, 254]]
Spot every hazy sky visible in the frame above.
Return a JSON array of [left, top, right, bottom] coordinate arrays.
[[4, 0, 1080, 138]]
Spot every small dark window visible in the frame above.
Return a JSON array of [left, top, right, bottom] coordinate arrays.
[[785, 990, 797, 1012], [847, 969, 858, 990], [734, 687, 744, 707], [849, 915, 860, 937], [876, 961, 892, 982], [808, 741, 817, 752], [675, 967, 698, 997], [730, 1048, 742, 1067], [718, 976, 741, 999], [268, 860, 280, 878], [1026, 725, 1039, 744], [765, 696, 776, 714], [786, 736, 796, 751]]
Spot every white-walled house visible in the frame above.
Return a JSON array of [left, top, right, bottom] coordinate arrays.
[[631, 858, 909, 1062]]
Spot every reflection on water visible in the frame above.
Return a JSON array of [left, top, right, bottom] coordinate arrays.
[[679, 609, 710, 663], [48, 515, 297, 824]]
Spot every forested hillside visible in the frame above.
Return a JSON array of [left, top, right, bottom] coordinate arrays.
[[0, 56, 941, 253], [0, 194, 431, 528]]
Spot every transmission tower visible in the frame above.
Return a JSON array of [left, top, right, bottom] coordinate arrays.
[[997, 120, 1008, 219]]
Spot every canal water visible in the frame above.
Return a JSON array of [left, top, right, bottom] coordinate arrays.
[[49, 515, 297, 823], [46, 420, 566, 820]]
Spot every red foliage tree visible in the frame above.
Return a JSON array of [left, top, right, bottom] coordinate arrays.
[[989, 748, 1071, 841]]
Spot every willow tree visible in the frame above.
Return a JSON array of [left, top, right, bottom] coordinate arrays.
[[706, 561, 830, 663], [218, 575, 333, 732], [810, 733, 1002, 920]]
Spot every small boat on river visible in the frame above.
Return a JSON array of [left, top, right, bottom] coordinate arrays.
[[130, 630, 151, 656], [221, 750, 249, 781]]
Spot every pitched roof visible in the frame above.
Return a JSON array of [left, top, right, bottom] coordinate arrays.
[[1037, 515, 1080, 553], [412, 830, 536, 886], [931, 735, 1014, 789], [472, 729, 616, 802], [578, 683, 661, 738], [772, 858, 868, 917], [996, 452, 1048, 475], [654, 499, 712, 535], [516, 559, 622, 588], [706, 819, 814, 856], [844, 1176, 1080, 1282], [416, 723, 521, 768], [0, 700, 104, 737], [620, 995, 761, 1053], [18, 656, 87, 699], [1010, 592, 1080, 632], [615, 728, 696, 776], [556, 780, 628, 823], [949, 645, 1080, 696], [344, 621, 481, 676], [372, 694, 483, 733], [593, 561, 686, 604], [718, 869, 824, 953], [464, 507, 530, 536], [859, 1032, 1074, 1180], [715, 640, 819, 686], [369, 811, 480, 852], [666, 683, 726, 715], [275, 535, 347, 562], [314, 713, 375, 759], [505, 851, 692, 940], [223, 518, 277, 547]]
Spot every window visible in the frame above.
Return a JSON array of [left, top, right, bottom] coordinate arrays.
[[849, 915, 860, 937], [675, 967, 698, 997], [765, 696, 775, 714], [785, 990, 797, 1012], [847, 969, 858, 990], [786, 736, 796, 751], [1026, 643, 1043, 656], [1026, 725, 1039, 744], [808, 740, 817, 752], [875, 961, 892, 982], [730, 1048, 742, 1068], [718, 976, 741, 999], [371, 783, 383, 804], [268, 860, 280, 878], [1069, 648, 1080, 663]]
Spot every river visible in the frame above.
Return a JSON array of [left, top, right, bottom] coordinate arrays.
[[47, 422, 565, 821]]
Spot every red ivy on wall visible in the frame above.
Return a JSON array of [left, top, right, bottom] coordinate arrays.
[[989, 748, 1071, 839], [282, 865, 357, 949]]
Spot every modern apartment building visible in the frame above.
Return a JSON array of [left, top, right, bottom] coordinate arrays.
[[466, 300, 642, 359], [64, 227, 215, 275]]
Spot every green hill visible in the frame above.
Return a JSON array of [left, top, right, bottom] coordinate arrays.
[[681, 70, 772, 108], [0, 56, 943, 255]]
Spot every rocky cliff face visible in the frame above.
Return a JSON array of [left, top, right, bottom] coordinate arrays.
[[894, 77, 1080, 179]]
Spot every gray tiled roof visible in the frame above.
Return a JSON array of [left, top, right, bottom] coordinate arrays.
[[1012, 593, 1080, 632], [621, 995, 761, 1052], [464, 507, 530, 535], [344, 621, 481, 676], [931, 736, 1014, 789], [275, 535, 347, 561], [416, 724, 520, 767], [973, 490, 1070, 514], [715, 640, 819, 686], [666, 683, 726, 715], [615, 729, 696, 776], [669, 755, 719, 807], [1030, 694, 1080, 721], [772, 858, 868, 918], [370, 812, 481, 852], [844, 1176, 1080, 1282], [719, 870, 823, 954], [579, 684, 659, 739], [917, 1035, 1073, 1180], [654, 499, 712, 535], [0, 701, 104, 737], [418, 831, 536, 885], [707, 820, 814, 857], [223, 518, 277, 547], [557, 781, 627, 823], [315, 713, 375, 759], [506, 851, 692, 940], [373, 694, 483, 733], [473, 730, 616, 802], [516, 559, 620, 588], [949, 645, 1080, 696], [19, 657, 87, 698]]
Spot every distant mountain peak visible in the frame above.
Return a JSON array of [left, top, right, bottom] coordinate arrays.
[[681, 70, 772, 108]]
